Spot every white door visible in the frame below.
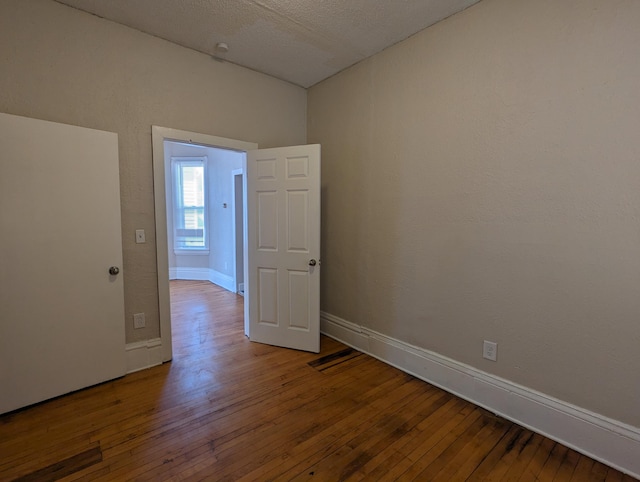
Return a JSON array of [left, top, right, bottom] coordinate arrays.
[[0, 113, 126, 414], [246, 145, 320, 352]]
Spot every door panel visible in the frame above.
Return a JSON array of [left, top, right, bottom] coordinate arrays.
[[0, 113, 126, 414], [287, 190, 309, 251], [257, 191, 278, 250], [258, 268, 278, 325], [246, 145, 320, 353]]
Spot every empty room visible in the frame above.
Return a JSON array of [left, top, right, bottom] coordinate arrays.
[[1, 0, 639, 480]]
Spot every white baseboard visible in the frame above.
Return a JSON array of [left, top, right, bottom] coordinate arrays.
[[169, 267, 209, 281], [125, 338, 163, 374], [169, 267, 235, 292], [208, 269, 234, 292], [320, 311, 640, 479]]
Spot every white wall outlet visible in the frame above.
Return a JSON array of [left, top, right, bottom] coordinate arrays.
[[133, 313, 145, 329], [135, 229, 146, 244], [483, 340, 497, 361]]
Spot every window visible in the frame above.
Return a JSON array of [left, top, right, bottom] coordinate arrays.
[[172, 157, 208, 253]]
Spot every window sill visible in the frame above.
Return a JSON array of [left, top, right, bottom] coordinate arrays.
[[174, 249, 210, 256]]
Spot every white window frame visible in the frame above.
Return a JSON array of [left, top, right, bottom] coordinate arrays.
[[171, 156, 209, 255]]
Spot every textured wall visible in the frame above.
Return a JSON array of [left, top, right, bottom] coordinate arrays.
[[308, 0, 640, 426], [0, 0, 306, 343]]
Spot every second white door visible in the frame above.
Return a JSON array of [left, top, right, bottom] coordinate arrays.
[[0, 113, 126, 414], [246, 144, 321, 353]]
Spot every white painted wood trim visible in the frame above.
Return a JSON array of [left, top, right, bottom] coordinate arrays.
[[208, 269, 235, 293], [170, 267, 210, 281], [320, 311, 640, 479], [125, 338, 163, 374], [169, 268, 235, 292], [231, 168, 245, 299]]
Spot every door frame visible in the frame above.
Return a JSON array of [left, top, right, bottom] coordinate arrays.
[[231, 167, 247, 336], [151, 126, 257, 362], [231, 169, 245, 295]]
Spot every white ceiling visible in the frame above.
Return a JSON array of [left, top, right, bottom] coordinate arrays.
[[54, 0, 481, 88]]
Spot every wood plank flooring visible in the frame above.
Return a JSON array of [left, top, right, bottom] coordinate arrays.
[[0, 280, 636, 481]]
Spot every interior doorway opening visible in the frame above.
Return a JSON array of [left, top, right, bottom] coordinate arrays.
[[163, 140, 244, 295], [153, 128, 321, 358], [152, 126, 258, 362]]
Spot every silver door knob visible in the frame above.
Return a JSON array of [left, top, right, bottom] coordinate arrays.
[[109, 266, 120, 275], [308, 259, 317, 267]]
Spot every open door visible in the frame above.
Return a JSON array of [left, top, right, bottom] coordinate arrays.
[[0, 113, 126, 414], [246, 144, 320, 353]]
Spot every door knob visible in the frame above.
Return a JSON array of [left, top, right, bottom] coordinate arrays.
[[308, 259, 317, 267], [109, 266, 120, 275]]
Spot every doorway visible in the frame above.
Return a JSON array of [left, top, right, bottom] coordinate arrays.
[[152, 126, 257, 362], [163, 140, 244, 293]]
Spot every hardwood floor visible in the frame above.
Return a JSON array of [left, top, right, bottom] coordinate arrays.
[[0, 280, 635, 481]]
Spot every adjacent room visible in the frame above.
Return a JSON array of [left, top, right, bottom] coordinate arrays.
[[1, 0, 638, 479]]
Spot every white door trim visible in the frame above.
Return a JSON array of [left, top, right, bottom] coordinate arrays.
[[231, 168, 248, 336], [231, 170, 244, 280], [151, 126, 257, 362]]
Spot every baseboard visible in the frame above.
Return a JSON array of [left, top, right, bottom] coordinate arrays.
[[125, 338, 163, 374], [169, 267, 235, 292], [208, 269, 234, 292], [169, 267, 210, 281], [320, 311, 640, 479]]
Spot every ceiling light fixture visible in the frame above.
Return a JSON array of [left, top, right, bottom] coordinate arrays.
[[215, 42, 229, 53]]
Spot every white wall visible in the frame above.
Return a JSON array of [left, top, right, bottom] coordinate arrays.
[[208, 148, 244, 282], [0, 0, 307, 343], [164, 141, 243, 292], [308, 0, 640, 430]]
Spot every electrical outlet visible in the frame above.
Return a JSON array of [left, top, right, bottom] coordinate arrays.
[[135, 229, 146, 244], [483, 340, 497, 361], [133, 313, 145, 329]]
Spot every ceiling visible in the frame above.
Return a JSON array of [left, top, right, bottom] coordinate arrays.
[[54, 0, 481, 88]]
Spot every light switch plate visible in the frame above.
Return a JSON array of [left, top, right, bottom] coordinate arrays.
[[135, 229, 146, 244]]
